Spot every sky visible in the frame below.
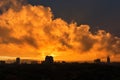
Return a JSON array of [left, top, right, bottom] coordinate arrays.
[[28, 0, 120, 37], [0, 0, 120, 62]]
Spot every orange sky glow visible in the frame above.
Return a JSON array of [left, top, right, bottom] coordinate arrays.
[[0, 1, 120, 62]]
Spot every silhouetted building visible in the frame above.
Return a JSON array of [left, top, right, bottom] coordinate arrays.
[[94, 59, 101, 63], [0, 60, 5, 64], [62, 61, 66, 64], [107, 56, 110, 63], [16, 57, 20, 64], [31, 61, 38, 64], [44, 56, 54, 64]]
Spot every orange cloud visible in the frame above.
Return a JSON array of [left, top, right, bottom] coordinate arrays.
[[0, 1, 120, 61]]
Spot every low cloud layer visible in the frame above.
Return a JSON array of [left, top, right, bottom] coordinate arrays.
[[0, 0, 120, 61]]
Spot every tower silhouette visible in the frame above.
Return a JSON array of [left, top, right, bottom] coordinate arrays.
[[107, 56, 110, 63], [16, 57, 20, 64]]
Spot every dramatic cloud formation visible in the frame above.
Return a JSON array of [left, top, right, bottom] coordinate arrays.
[[0, 0, 120, 61]]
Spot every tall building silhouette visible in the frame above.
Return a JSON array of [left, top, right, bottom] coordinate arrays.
[[16, 57, 20, 64], [107, 56, 110, 63]]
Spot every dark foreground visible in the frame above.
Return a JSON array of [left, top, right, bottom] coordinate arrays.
[[0, 63, 120, 80]]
